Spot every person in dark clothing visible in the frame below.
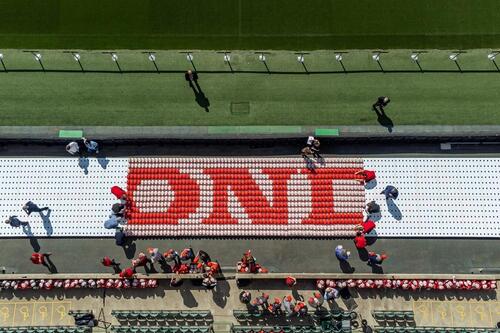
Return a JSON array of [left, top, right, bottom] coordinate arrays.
[[22, 201, 49, 216], [372, 96, 390, 111], [185, 69, 199, 87], [310, 139, 322, 159], [365, 201, 380, 214], [5, 216, 28, 228], [112, 203, 126, 217]]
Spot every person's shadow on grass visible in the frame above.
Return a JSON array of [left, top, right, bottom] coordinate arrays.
[[191, 82, 210, 112], [374, 108, 394, 133]]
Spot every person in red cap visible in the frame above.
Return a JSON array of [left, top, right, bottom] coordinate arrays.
[[285, 276, 297, 287], [101, 256, 120, 271], [294, 301, 308, 316], [119, 267, 135, 279], [355, 169, 376, 184], [111, 186, 127, 204], [354, 231, 367, 249], [268, 297, 282, 314], [368, 252, 388, 266], [30, 252, 53, 270]]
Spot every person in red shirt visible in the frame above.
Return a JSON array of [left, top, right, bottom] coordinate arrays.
[[173, 263, 189, 274], [31, 252, 49, 265], [355, 169, 376, 184], [111, 186, 127, 203], [285, 276, 297, 287], [206, 261, 220, 273], [356, 220, 376, 234], [101, 256, 120, 272], [132, 252, 151, 268], [354, 232, 367, 249], [119, 267, 135, 279]]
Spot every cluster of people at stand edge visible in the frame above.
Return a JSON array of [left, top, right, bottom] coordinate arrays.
[[103, 247, 220, 289], [238, 277, 336, 317]]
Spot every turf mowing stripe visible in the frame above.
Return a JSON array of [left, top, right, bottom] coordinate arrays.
[[58, 130, 83, 138], [208, 126, 302, 135]]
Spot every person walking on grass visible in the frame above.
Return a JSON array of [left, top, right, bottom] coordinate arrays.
[[23, 201, 49, 216], [372, 96, 390, 112], [185, 69, 199, 88]]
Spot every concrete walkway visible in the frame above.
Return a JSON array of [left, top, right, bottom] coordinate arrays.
[[3, 125, 500, 140], [1, 238, 498, 275]]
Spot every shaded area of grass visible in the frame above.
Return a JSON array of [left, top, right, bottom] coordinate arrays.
[[1, 0, 500, 49]]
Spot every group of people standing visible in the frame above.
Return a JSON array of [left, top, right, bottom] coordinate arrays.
[[103, 246, 220, 289]]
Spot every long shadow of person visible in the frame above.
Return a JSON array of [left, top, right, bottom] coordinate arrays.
[[78, 157, 89, 175], [374, 109, 394, 133], [339, 260, 355, 273], [45, 256, 58, 273], [386, 199, 402, 220], [22, 223, 41, 252], [40, 209, 53, 236], [370, 264, 384, 274], [122, 240, 136, 259], [192, 82, 210, 112], [97, 157, 110, 170], [112, 264, 122, 274], [357, 248, 369, 261]]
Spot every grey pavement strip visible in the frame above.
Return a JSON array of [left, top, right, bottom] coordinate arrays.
[[1, 125, 500, 140]]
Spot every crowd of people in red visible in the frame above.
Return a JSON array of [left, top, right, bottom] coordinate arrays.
[[237, 250, 269, 274]]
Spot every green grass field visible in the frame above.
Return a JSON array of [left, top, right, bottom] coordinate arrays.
[[1, 50, 499, 126], [1, 0, 500, 50]]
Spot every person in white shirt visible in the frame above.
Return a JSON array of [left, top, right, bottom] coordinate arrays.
[[66, 141, 79, 155]]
